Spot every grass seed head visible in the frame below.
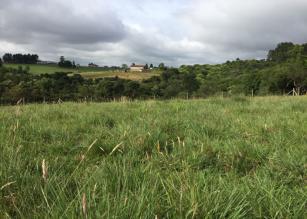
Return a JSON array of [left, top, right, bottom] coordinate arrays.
[[42, 159, 48, 182]]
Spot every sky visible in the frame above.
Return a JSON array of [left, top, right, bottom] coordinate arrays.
[[0, 0, 307, 66]]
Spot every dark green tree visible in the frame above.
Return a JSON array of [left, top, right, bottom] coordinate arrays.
[[58, 56, 74, 68], [267, 42, 295, 62], [3, 53, 13, 63], [124, 81, 140, 98]]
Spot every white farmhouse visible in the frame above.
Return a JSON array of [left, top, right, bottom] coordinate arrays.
[[130, 64, 145, 72]]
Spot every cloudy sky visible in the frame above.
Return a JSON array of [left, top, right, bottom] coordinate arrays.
[[0, 0, 306, 66]]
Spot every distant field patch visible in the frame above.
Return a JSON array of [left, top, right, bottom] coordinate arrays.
[[77, 71, 160, 80]]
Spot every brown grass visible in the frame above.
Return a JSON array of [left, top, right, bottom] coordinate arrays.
[[75, 71, 160, 81]]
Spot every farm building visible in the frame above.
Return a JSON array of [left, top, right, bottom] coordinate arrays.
[[130, 64, 145, 72], [88, 63, 99, 67]]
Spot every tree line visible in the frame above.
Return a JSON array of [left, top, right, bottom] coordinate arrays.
[[0, 67, 199, 104], [2, 53, 39, 64], [0, 42, 306, 104]]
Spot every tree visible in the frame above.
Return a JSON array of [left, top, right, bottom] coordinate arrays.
[[144, 64, 149, 70], [3, 53, 13, 63], [267, 42, 295, 62], [2, 53, 38, 64], [287, 57, 307, 95], [58, 56, 74, 68], [0, 58, 2, 67], [122, 64, 128, 72], [60, 56, 65, 63], [158, 63, 165, 70], [183, 72, 200, 93], [124, 81, 140, 98], [150, 64, 153, 69]]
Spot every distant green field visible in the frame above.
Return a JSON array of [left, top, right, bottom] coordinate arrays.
[[0, 96, 306, 218], [4, 64, 161, 80], [4, 64, 108, 75]]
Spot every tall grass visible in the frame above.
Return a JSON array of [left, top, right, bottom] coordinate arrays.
[[0, 96, 306, 218]]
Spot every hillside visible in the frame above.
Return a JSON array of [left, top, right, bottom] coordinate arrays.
[[0, 96, 306, 218]]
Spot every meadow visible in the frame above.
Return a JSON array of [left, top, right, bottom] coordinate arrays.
[[0, 96, 306, 218]]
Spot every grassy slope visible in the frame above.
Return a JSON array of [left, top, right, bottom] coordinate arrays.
[[4, 64, 161, 80], [0, 96, 306, 218]]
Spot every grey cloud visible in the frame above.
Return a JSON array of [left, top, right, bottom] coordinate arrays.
[[180, 0, 307, 60], [0, 0, 126, 45], [0, 0, 306, 66]]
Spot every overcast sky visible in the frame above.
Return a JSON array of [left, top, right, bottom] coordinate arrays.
[[0, 0, 306, 66]]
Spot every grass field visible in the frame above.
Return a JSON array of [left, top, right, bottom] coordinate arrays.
[[3, 64, 101, 74], [4, 64, 161, 80], [0, 96, 306, 218]]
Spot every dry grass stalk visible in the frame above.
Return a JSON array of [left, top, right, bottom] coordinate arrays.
[[78, 139, 98, 162], [42, 159, 48, 182], [12, 120, 19, 133], [1, 181, 16, 190], [82, 193, 87, 219], [124, 197, 128, 206], [86, 139, 98, 153], [16, 98, 23, 105], [177, 136, 181, 145], [92, 183, 97, 198], [109, 142, 123, 155], [80, 154, 85, 161]]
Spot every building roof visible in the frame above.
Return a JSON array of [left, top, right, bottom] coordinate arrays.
[[131, 64, 145, 67], [88, 63, 98, 67]]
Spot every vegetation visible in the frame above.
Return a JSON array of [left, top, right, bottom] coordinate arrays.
[[0, 42, 306, 218], [0, 42, 306, 104], [0, 65, 197, 104], [0, 96, 306, 218], [179, 42, 307, 96]]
